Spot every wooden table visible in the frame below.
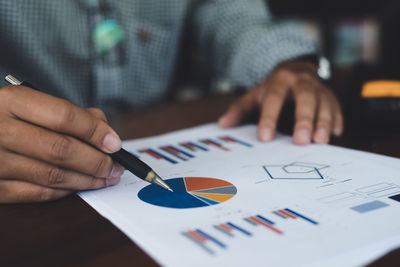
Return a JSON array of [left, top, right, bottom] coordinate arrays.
[[1, 93, 399, 266]]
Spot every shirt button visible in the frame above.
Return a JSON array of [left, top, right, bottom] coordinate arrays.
[[137, 29, 151, 43]]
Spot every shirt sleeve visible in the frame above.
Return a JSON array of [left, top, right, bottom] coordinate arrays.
[[192, 0, 319, 89]]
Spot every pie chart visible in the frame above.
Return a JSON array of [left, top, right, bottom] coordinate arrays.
[[138, 177, 237, 209]]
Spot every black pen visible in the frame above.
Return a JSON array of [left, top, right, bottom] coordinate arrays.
[[5, 74, 173, 192]]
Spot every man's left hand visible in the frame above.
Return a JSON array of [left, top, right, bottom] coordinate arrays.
[[218, 60, 343, 145]]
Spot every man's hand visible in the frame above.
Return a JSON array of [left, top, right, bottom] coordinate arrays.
[[0, 86, 124, 203], [218, 60, 343, 145]]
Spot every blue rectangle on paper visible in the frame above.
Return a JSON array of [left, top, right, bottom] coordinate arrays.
[[227, 222, 252, 236], [192, 142, 208, 151], [350, 200, 389, 213], [284, 208, 319, 225], [255, 215, 275, 225]]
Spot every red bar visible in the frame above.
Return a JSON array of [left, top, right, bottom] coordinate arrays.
[[187, 230, 207, 243], [278, 209, 297, 219], [219, 224, 232, 232], [202, 139, 230, 151], [250, 217, 283, 235], [221, 136, 236, 143], [166, 146, 181, 154], [143, 149, 162, 159], [162, 146, 179, 155], [180, 143, 194, 151], [183, 142, 194, 148]]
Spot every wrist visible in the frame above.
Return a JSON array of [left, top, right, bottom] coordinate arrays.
[[276, 54, 332, 85]]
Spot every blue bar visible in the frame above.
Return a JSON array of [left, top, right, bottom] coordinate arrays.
[[148, 149, 178, 164], [227, 222, 252, 236], [244, 218, 257, 226], [180, 143, 195, 151], [195, 229, 226, 248], [284, 208, 319, 225], [227, 136, 253, 147], [169, 145, 195, 158], [192, 142, 208, 151], [350, 200, 389, 213], [182, 232, 214, 255], [256, 215, 275, 225], [160, 147, 187, 161]]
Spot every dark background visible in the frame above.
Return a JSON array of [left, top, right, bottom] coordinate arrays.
[[177, 0, 400, 126], [267, 0, 400, 129], [269, 0, 400, 76]]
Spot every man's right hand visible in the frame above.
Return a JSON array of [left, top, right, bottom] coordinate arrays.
[[0, 85, 124, 203]]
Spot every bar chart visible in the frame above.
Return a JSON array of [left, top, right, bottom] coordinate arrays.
[[160, 145, 195, 161], [244, 215, 283, 235], [200, 139, 230, 151], [139, 148, 178, 164], [139, 135, 252, 164], [219, 136, 253, 147], [214, 222, 252, 237], [180, 142, 208, 152], [183, 208, 318, 255], [272, 208, 319, 225]]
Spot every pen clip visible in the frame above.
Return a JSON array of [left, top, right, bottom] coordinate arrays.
[[5, 75, 22, 86]]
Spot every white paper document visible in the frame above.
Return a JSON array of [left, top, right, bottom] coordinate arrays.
[[79, 124, 400, 267]]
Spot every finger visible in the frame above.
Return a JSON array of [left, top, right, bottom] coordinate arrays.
[[2, 119, 124, 179], [87, 108, 108, 123], [293, 81, 318, 145], [5, 86, 121, 153], [218, 90, 258, 128], [257, 82, 290, 142], [0, 150, 121, 190], [0, 179, 71, 203], [313, 91, 333, 144], [331, 98, 344, 137]]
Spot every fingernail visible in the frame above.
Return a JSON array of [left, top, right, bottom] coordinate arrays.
[[218, 114, 230, 127], [314, 128, 329, 144], [106, 177, 120, 187], [333, 126, 343, 136], [110, 163, 124, 178], [259, 127, 274, 142], [294, 128, 311, 145], [103, 133, 121, 153]]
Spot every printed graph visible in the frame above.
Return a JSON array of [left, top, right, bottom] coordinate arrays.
[[263, 162, 328, 180], [272, 208, 319, 225], [138, 135, 252, 164], [180, 142, 208, 152], [138, 177, 237, 209], [139, 148, 178, 164], [183, 208, 318, 255], [214, 222, 252, 237], [244, 215, 283, 235]]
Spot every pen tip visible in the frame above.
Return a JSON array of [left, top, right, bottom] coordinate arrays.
[[149, 172, 174, 192]]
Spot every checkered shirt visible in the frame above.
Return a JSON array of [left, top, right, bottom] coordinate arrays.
[[0, 0, 318, 114]]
